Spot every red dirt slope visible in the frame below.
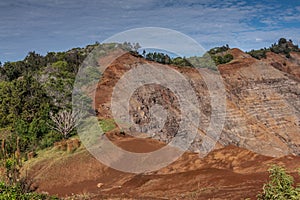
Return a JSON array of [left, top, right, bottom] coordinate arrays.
[[25, 132, 300, 200]]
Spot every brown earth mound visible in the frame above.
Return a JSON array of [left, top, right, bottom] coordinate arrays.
[[25, 132, 300, 199]]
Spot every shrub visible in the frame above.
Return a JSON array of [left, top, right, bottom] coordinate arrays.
[[206, 45, 233, 65], [247, 38, 300, 59], [247, 49, 267, 60], [214, 54, 234, 65], [188, 53, 217, 70], [0, 181, 59, 200], [171, 57, 193, 67], [257, 165, 300, 200], [208, 45, 230, 55], [39, 131, 63, 149], [270, 38, 299, 58]]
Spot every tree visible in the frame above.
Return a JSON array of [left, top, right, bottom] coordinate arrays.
[[133, 42, 141, 51], [278, 38, 287, 45], [48, 110, 80, 138], [142, 50, 146, 57]]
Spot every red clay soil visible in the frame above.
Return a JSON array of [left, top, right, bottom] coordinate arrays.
[[26, 132, 300, 200]]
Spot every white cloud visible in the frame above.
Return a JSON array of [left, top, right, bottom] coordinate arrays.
[[1, 0, 300, 61]]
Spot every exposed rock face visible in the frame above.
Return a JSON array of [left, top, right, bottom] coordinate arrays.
[[219, 49, 300, 157], [129, 83, 181, 141], [95, 50, 300, 157]]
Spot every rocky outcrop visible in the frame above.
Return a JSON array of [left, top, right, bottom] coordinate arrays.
[[94, 50, 300, 157], [219, 50, 300, 157]]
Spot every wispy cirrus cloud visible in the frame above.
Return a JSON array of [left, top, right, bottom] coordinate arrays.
[[0, 0, 299, 62]]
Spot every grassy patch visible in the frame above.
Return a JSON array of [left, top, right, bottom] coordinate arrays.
[[98, 119, 116, 133], [21, 140, 85, 177]]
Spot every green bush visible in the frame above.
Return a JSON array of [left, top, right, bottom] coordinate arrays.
[[188, 53, 217, 70], [207, 45, 233, 65], [143, 51, 192, 67], [145, 52, 171, 64], [171, 57, 193, 67], [257, 165, 300, 200], [247, 38, 299, 59], [212, 54, 234, 65], [208, 45, 230, 55], [0, 181, 59, 200], [39, 131, 63, 149], [142, 46, 233, 68], [247, 49, 267, 60]]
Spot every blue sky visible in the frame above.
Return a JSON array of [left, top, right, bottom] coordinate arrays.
[[0, 0, 300, 62]]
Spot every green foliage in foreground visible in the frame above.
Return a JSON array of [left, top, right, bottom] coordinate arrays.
[[257, 165, 300, 200], [0, 181, 59, 200]]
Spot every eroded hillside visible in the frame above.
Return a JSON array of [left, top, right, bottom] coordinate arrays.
[[23, 46, 300, 200], [94, 49, 300, 157]]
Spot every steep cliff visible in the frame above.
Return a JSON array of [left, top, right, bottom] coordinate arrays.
[[94, 49, 300, 157], [219, 49, 300, 157]]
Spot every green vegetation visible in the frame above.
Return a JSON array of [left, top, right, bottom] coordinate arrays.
[[187, 45, 233, 70], [143, 45, 233, 69], [208, 44, 230, 55], [0, 136, 59, 199], [247, 38, 300, 59], [270, 38, 299, 58], [212, 53, 234, 65], [144, 52, 192, 67], [247, 48, 267, 59], [0, 42, 138, 155], [39, 131, 63, 149], [171, 56, 193, 67], [145, 52, 171, 64], [99, 119, 116, 133], [0, 41, 141, 197], [207, 45, 233, 65], [0, 42, 103, 198], [142, 39, 297, 67], [188, 53, 217, 70], [0, 181, 59, 200], [257, 165, 300, 200], [0, 55, 78, 155]]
